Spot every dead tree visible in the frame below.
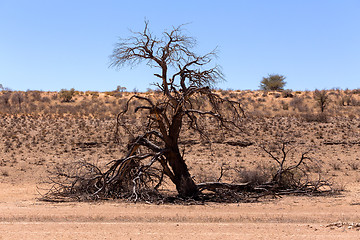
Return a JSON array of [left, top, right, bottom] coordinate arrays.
[[314, 89, 329, 112], [107, 21, 244, 199], [42, 23, 334, 202], [41, 22, 245, 202], [258, 141, 332, 194]]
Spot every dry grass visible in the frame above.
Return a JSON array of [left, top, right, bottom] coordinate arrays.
[[0, 89, 359, 187], [0, 89, 360, 238]]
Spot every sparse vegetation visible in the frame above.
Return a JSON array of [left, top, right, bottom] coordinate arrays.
[[26, 30, 355, 203], [0, 88, 357, 205], [302, 113, 328, 123], [260, 141, 331, 193]]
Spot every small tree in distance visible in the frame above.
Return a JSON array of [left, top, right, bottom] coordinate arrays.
[[115, 85, 127, 92], [260, 74, 286, 91], [314, 89, 329, 112]]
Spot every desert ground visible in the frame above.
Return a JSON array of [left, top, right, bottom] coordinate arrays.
[[1, 89, 360, 239]]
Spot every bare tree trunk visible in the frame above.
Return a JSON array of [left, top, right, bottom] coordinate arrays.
[[165, 112, 198, 197], [165, 146, 198, 197]]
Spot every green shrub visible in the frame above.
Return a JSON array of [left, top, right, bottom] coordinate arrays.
[[59, 88, 75, 102], [260, 74, 286, 91]]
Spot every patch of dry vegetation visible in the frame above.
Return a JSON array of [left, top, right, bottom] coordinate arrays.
[[0, 89, 360, 201]]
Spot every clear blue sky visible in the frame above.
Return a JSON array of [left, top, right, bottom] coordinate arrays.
[[1, 0, 359, 92]]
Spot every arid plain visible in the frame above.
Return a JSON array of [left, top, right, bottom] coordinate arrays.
[[1, 89, 360, 239]]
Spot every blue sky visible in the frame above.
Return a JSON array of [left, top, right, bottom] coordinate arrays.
[[0, 0, 359, 91]]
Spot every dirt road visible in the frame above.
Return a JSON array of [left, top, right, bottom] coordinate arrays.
[[1, 184, 360, 239]]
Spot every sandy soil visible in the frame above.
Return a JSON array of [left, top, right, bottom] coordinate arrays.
[[1, 90, 360, 239], [1, 183, 360, 239]]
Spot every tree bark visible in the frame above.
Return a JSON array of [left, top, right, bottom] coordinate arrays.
[[165, 112, 198, 197], [165, 147, 198, 197]]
